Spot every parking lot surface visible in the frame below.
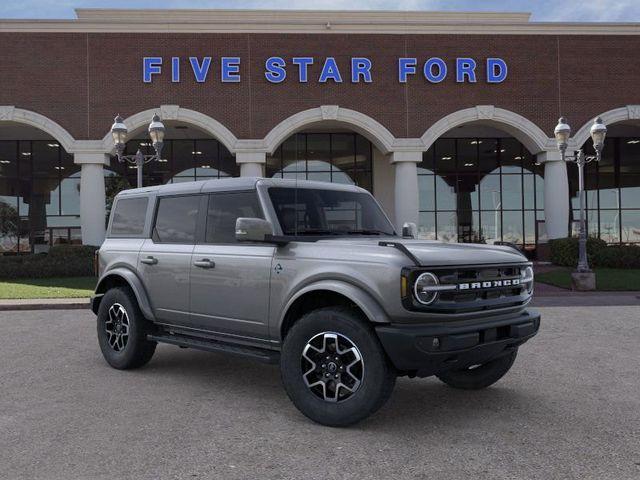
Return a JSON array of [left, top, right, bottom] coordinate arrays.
[[1, 307, 639, 480]]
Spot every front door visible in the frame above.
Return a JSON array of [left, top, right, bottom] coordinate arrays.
[[189, 191, 274, 341], [138, 194, 201, 325]]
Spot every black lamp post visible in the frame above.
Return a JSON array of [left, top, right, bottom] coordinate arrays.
[[554, 116, 607, 273], [110, 114, 166, 188]]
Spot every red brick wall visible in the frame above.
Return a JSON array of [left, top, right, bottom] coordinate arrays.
[[1, 32, 639, 142]]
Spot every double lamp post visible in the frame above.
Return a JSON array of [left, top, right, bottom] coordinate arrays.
[[110, 114, 166, 188], [553, 116, 607, 278]]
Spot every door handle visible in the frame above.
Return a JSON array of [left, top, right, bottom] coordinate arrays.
[[140, 256, 158, 265], [193, 259, 215, 269]]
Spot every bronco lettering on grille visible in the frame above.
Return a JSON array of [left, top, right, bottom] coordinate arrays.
[[458, 278, 520, 290]]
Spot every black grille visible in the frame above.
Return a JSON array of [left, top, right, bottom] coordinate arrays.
[[405, 263, 531, 314]]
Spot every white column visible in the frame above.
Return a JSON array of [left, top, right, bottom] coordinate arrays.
[[236, 151, 266, 177], [75, 152, 109, 246], [391, 151, 421, 232], [539, 151, 569, 239]]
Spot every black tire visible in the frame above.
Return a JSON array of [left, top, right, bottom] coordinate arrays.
[[436, 349, 518, 390], [280, 306, 396, 427], [97, 287, 157, 370]]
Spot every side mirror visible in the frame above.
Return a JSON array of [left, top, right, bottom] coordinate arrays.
[[402, 222, 417, 239], [235, 217, 273, 242]]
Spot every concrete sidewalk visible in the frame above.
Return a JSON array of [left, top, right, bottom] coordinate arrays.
[[0, 297, 90, 311]]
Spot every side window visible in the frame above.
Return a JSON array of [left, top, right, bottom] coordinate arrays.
[[110, 197, 148, 236], [205, 192, 263, 244], [153, 195, 200, 244]]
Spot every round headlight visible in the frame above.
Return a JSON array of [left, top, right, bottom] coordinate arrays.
[[521, 266, 534, 294], [414, 272, 440, 305]]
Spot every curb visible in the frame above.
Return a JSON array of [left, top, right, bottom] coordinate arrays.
[[0, 299, 90, 312]]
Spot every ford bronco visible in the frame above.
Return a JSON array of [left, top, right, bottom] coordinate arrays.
[[92, 177, 539, 426]]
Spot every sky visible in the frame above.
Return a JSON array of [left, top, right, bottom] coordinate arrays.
[[1, 0, 640, 22]]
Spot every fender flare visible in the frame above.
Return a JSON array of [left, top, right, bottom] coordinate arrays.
[[278, 279, 391, 334], [92, 268, 155, 321]]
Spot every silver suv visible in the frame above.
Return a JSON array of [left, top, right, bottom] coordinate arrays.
[[92, 177, 539, 426]]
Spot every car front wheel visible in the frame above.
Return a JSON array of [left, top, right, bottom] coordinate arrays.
[[280, 306, 396, 427]]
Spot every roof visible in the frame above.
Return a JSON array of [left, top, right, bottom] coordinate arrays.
[[116, 177, 364, 197], [0, 9, 639, 35]]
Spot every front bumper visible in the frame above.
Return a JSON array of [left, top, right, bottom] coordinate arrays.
[[375, 309, 540, 377]]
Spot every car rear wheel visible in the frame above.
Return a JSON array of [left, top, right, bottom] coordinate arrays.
[[280, 306, 396, 427], [97, 287, 157, 370], [436, 349, 518, 390]]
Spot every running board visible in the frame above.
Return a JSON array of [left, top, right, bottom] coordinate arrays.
[[147, 333, 280, 364]]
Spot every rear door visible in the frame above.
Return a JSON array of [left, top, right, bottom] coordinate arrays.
[[138, 194, 202, 325], [189, 191, 274, 341]]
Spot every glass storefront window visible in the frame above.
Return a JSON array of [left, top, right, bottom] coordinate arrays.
[[116, 138, 239, 183], [568, 136, 640, 244], [266, 132, 373, 191], [419, 137, 544, 249], [0, 140, 82, 252]]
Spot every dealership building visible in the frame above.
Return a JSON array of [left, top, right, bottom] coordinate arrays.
[[1, 9, 640, 254]]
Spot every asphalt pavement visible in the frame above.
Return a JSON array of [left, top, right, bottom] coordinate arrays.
[[1, 307, 639, 480]]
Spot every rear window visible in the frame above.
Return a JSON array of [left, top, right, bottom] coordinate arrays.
[[110, 197, 148, 236]]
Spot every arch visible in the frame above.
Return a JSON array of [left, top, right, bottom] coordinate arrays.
[[572, 105, 640, 148], [0, 106, 76, 153], [100, 105, 239, 154], [420, 105, 552, 154], [263, 106, 396, 155]]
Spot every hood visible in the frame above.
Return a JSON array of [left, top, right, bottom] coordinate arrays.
[[314, 237, 527, 266]]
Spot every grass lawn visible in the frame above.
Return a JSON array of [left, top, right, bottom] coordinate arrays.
[[536, 268, 640, 291], [0, 277, 96, 299]]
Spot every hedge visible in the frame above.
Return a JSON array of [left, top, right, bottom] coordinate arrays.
[[549, 237, 640, 268], [593, 245, 640, 269], [0, 245, 96, 279]]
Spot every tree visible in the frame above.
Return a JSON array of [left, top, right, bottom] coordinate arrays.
[[104, 174, 131, 219], [0, 201, 20, 250]]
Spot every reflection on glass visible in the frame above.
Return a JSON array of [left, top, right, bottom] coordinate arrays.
[[481, 209, 501, 243], [419, 136, 544, 248], [418, 175, 435, 210], [435, 176, 456, 210], [479, 175, 501, 211], [502, 211, 523, 244], [599, 210, 620, 243], [621, 210, 640, 243], [621, 185, 640, 208], [436, 211, 457, 242], [266, 133, 373, 192], [418, 211, 436, 240], [457, 211, 481, 243]]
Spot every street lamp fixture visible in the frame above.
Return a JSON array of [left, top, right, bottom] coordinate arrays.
[[553, 116, 607, 274], [110, 113, 166, 188]]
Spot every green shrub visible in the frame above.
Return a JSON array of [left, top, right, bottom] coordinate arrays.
[[549, 237, 607, 267], [0, 245, 96, 279], [593, 245, 640, 269], [550, 237, 640, 268]]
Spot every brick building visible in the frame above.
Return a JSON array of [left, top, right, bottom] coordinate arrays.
[[1, 9, 639, 253]]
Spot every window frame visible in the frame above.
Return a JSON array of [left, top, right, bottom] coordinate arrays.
[[200, 190, 265, 246], [108, 196, 150, 238], [150, 193, 204, 245]]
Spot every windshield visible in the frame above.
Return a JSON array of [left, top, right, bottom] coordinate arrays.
[[268, 187, 396, 236]]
